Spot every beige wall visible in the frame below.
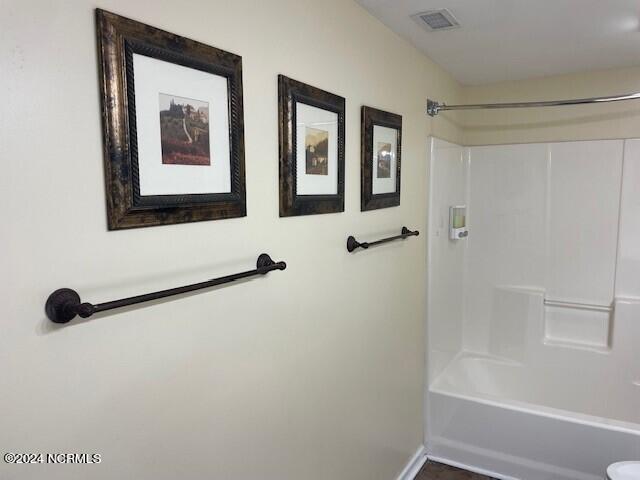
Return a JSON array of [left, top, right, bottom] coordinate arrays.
[[462, 66, 640, 145], [0, 1, 462, 479]]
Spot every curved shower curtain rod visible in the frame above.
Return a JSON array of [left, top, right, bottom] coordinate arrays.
[[426, 92, 640, 117]]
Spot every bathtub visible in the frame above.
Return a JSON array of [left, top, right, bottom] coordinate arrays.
[[427, 353, 640, 480]]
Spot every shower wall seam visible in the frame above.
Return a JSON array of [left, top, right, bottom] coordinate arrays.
[[612, 140, 627, 299]]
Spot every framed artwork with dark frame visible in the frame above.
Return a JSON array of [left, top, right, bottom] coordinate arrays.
[[278, 75, 345, 217], [96, 9, 246, 229], [361, 106, 402, 211]]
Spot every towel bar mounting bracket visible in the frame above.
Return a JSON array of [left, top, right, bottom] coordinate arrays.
[[45, 288, 83, 324]]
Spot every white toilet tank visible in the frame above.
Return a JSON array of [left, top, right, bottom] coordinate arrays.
[[607, 461, 640, 480]]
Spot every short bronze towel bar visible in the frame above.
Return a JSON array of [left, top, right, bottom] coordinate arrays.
[[45, 254, 287, 323], [347, 227, 419, 253]]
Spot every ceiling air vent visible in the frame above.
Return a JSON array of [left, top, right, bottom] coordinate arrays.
[[412, 9, 460, 31]]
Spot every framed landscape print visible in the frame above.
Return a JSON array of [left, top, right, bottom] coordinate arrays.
[[361, 106, 402, 211], [278, 75, 345, 217], [96, 9, 246, 229]]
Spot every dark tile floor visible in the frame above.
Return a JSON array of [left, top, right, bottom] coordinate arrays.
[[415, 461, 497, 480]]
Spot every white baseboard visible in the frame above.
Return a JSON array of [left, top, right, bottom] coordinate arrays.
[[396, 445, 427, 480]]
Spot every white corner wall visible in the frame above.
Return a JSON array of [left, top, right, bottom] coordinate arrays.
[[546, 141, 623, 306], [463, 140, 624, 355], [617, 139, 640, 298], [427, 138, 468, 381], [464, 142, 549, 354], [0, 1, 464, 479], [429, 138, 639, 408]]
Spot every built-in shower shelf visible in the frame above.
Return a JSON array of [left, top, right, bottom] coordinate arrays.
[[543, 298, 613, 313], [543, 298, 612, 351], [542, 338, 611, 354]]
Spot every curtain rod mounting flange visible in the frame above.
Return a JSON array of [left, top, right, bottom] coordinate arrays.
[[427, 99, 440, 117]]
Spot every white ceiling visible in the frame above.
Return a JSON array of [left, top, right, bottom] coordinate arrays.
[[356, 0, 640, 85]]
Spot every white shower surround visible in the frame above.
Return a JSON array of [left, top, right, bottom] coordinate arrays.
[[426, 138, 640, 480]]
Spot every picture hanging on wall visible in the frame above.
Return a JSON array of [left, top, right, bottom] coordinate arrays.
[[278, 75, 345, 217], [96, 9, 246, 229], [361, 106, 402, 211]]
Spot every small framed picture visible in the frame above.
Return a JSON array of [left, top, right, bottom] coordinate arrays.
[[96, 9, 246, 229], [278, 75, 345, 217], [361, 106, 402, 211]]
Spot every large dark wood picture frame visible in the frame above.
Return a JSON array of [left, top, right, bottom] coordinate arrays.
[[278, 75, 345, 217], [96, 9, 246, 229], [361, 106, 402, 211]]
